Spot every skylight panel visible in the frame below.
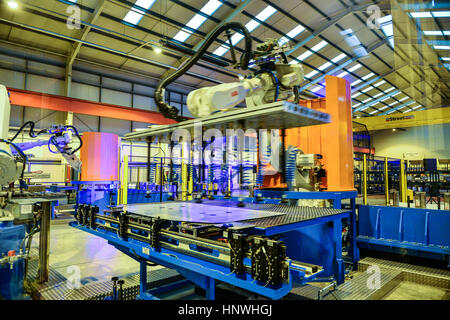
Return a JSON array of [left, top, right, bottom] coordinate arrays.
[[279, 25, 306, 45], [123, 0, 156, 25], [336, 64, 361, 78], [305, 70, 319, 78], [311, 40, 328, 52], [211, 5, 276, 56], [201, 0, 222, 15], [374, 80, 386, 87], [410, 12, 433, 18], [296, 50, 314, 61], [432, 11, 450, 18], [362, 72, 375, 80], [377, 15, 394, 48], [173, 0, 223, 42], [310, 85, 323, 93], [331, 53, 347, 63], [318, 62, 332, 71], [434, 45, 450, 50], [423, 30, 444, 36]]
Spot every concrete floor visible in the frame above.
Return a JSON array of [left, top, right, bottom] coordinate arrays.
[[31, 222, 449, 300], [31, 222, 163, 286], [382, 282, 448, 300]]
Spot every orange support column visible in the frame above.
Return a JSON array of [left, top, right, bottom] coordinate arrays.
[[283, 76, 354, 191], [322, 76, 354, 191], [80, 132, 119, 181]]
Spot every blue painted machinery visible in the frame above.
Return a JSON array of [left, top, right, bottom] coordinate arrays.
[[357, 205, 450, 265], [0, 221, 26, 299], [70, 190, 359, 300]]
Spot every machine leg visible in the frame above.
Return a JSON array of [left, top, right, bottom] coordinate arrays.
[[333, 219, 344, 285], [206, 277, 215, 300], [38, 201, 51, 283], [140, 260, 147, 296], [349, 198, 360, 265]]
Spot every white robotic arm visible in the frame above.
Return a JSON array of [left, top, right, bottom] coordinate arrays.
[[0, 85, 22, 187], [186, 62, 304, 118]]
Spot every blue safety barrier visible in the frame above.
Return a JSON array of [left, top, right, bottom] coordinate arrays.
[[357, 205, 450, 264]]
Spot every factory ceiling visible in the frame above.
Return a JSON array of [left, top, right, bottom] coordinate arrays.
[[0, 0, 449, 118]]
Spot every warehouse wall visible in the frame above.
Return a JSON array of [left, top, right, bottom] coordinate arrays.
[[371, 123, 450, 160], [0, 44, 194, 137]]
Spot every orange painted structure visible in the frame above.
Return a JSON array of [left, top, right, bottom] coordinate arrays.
[[7, 88, 176, 125], [263, 76, 355, 192], [80, 132, 119, 181]]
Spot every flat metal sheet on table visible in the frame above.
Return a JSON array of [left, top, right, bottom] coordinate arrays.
[[122, 202, 285, 224]]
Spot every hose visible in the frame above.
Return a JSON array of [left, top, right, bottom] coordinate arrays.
[[154, 22, 253, 122], [9, 121, 47, 142], [285, 146, 298, 190]]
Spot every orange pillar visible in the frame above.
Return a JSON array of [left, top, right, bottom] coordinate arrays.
[[284, 76, 354, 191], [80, 132, 119, 181]]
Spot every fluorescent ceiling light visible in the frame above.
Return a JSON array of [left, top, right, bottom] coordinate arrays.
[[7, 1, 18, 8], [410, 12, 433, 18], [362, 98, 372, 103], [123, 0, 156, 25], [399, 96, 408, 102], [373, 92, 383, 98], [352, 103, 361, 108], [384, 87, 396, 93], [351, 79, 362, 87], [380, 106, 388, 110], [442, 57, 450, 61], [392, 91, 401, 96], [351, 92, 362, 98], [389, 101, 398, 106], [362, 87, 372, 93], [369, 110, 379, 115], [374, 80, 386, 87]]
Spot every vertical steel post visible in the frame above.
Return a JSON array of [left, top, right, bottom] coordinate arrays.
[[384, 157, 389, 206], [38, 201, 51, 283], [122, 155, 129, 205], [400, 159, 407, 203], [140, 260, 147, 296], [362, 154, 368, 205]]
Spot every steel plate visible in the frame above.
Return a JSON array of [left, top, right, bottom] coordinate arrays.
[[122, 202, 285, 223]]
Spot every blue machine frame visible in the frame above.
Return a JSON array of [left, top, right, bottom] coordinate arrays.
[[357, 205, 450, 265], [70, 190, 359, 300]]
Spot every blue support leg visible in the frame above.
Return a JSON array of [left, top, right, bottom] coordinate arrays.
[[349, 197, 360, 265], [333, 219, 345, 284], [206, 277, 215, 300], [140, 260, 147, 296]]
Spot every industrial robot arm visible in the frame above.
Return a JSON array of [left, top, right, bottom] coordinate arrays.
[[186, 39, 304, 118], [0, 85, 82, 188]]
